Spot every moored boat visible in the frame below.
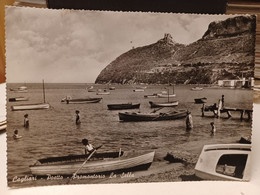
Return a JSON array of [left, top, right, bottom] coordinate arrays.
[[61, 97, 102, 104], [144, 93, 159, 98], [9, 97, 29, 102], [133, 89, 144, 92], [29, 151, 155, 176], [107, 103, 140, 110], [87, 86, 96, 92], [191, 87, 203, 91], [149, 101, 178, 108], [194, 97, 207, 104], [157, 94, 176, 98], [195, 144, 251, 181], [118, 110, 187, 122], [11, 103, 50, 111], [109, 86, 116, 90], [96, 89, 110, 95]]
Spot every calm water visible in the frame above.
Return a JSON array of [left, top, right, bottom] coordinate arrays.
[[6, 83, 253, 186]]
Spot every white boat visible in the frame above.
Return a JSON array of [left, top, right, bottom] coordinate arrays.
[[0, 120, 7, 131], [195, 144, 251, 181], [11, 103, 50, 111], [133, 89, 144, 92], [10, 85, 28, 92], [30, 151, 155, 176], [149, 101, 179, 108], [11, 80, 50, 111], [96, 91, 110, 95], [87, 86, 96, 92], [157, 94, 176, 98], [191, 86, 203, 91]]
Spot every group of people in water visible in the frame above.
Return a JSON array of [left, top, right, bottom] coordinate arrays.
[[185, 95, 225, 135], [13, 113, 29, 139]]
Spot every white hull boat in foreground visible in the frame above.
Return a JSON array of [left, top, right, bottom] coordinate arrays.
[[195, 144, 251, 181]]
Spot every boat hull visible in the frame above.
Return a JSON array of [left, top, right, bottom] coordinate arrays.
[[9, 97, 29, 102], [133, 89, 144, 92], [63, 98, 102, 104], [107, 103, 140, 110], [149, 101, 178, 108], [30, 152, 155, 176], [157, 94, 176, 98], [119, 110, 187, 122], [194, 98, 207, 104], [96, 92, 110, 95], [0, 120, 7, 131], [195, 144, 251, 181], [11, 103, 50, 111]]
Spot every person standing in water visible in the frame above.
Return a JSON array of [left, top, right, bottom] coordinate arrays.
[[210, 122, 216, 135], [186, 111, 193, 130], [24, 114, 29, 128], [75, 110, 81, 125], [221, 95, 225, 108]]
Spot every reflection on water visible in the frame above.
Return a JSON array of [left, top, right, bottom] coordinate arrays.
[[6, 83, 253, 185]]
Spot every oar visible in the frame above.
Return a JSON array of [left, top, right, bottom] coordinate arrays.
[[67, 145, 102, 183], [151, 107, 164, 113]]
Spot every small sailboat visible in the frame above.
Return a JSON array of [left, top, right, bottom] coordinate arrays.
[[11, 80, 50, 111], [149, 85, 178, 108], [157, 85, 176, 98]]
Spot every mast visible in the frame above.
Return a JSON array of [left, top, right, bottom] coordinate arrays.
[[42, 79, 46, 103]]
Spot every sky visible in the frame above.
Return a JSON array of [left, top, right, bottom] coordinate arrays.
[[5, 6, 235, 83]]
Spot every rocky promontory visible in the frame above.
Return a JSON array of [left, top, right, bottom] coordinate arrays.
[[95, 15, 256, 84]]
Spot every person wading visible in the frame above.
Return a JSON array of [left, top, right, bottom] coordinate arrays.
[[24, 114, 29, 128], [186, 111, 193, 130], [75, 110, 81, 125]]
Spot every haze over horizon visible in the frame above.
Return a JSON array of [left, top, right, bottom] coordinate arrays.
[[5, 6, 234, 83]]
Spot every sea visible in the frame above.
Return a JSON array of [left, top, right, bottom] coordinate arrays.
[[6, 83, 253, 187]]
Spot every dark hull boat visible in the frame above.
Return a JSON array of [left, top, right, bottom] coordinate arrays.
[[149, 101, 178, 108], [194, 97, 207, 104], [107, 103, 140, 110], [9, 97, 29, 102], [118, 110, 187, 122], [29, 151, 155, 176], [61, 97, 102, 104]]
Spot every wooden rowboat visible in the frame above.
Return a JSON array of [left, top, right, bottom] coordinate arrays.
[[157, 94, 176, 98], [194, 97, 207, 104], [133, 89, 144, 92], [195, 144, 251, 181], [61, 97, 102, 104], [144, 93, 158, 98], [149, 101, 178, 108], [119, 110, 187, 122], [29, 151, 155, 176], [11, 103, 50, 111], [9, 97, 29, 102], [191, 87, 203, 91], [107, 103, 140, 110]]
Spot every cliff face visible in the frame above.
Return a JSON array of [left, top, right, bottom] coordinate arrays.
[[95, 15, 256, 84]]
